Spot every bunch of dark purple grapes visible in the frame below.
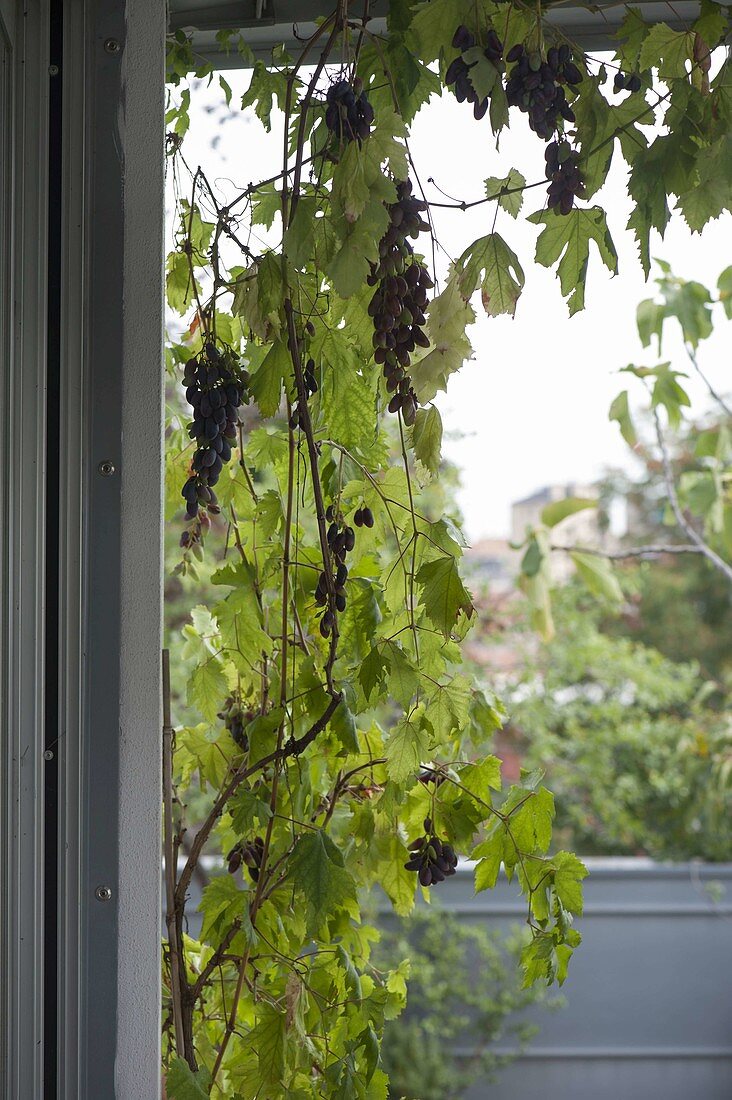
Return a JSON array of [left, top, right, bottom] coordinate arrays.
[[613, 70, 642, 94], [314, 504, 355, 637], [404, 818, 458, 887], [227, 835, 264, 881], [368, 179, 433, 427], [218, 694, 254, 751], [545, 139, 586, 215], [445, 24, 504, 120], [353, 504, 374, 529], [325, 77, 375, 144], [180, 342, 247, 535], [505, 43, 582, 140]]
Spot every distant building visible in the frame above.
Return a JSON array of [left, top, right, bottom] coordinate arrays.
[[463, 537, 519, 593]]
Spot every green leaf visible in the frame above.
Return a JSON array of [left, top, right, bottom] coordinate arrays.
[[165, 251, 196, 315], [359, 647, 391, 702], [456, 233, 525, 317], [541, 497, 596, 529], [552, 851, 588, 916], [411, 405, 443, 474], [412, 276, 475, 403], [166, 1057, 212, 1099], [187, 658, 227, 723], [473, 831, 505, 892], [409, 0, 467, 62], [484, 169, 527, 219], [289, 829, 357, 934], [385, 714, 430, 783], [571, 551, 623, 604], [416, 556, 474, 636], [529, 207, 618, 315], [251, 184, 281, 229], [638, 24, 695, 80], [241, 61, 289, 131], [249, 339, 288, 417], [199, 874, 249, 946], [609, 390, 637, 448], [676, 136, 732, 233], [627, 144, 672, 278], [719, 266, 732, 319], [250, 1004, 287, 1086], [330, 699, 360, 754], [503, 785, 555, 857]]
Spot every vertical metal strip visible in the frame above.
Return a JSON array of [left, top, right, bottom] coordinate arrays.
[[79, 3, 125, 1093], [44, 2, 63, 1096]]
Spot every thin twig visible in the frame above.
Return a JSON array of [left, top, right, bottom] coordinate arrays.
[[654, 408, 732, 585]]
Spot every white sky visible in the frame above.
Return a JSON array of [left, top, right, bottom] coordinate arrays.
[[180, 59, 731, 540]]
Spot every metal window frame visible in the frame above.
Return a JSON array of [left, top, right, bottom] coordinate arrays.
[[2, 1, 164, 1097]]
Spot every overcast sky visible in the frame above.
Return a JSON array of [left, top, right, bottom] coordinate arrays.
[[180, 59, 731, 540]]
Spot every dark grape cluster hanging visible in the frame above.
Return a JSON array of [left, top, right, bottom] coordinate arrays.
[[445, 25, 504, 120], [368, 179, 433, 427], [613, 70, 642, 93], [325, 77, 375, 144], [404, 818, 458, 887], [545, 140, 586, 214], [218, 694, 254, 751], [353, 505, 374, 529], [505, 43, 582, 140], [180, 342, 248, 542], [314, 504, 356, 637], [226, 836, 264, 881]]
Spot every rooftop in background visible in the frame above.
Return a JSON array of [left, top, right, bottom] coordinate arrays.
[[169, 0, 717, 61]]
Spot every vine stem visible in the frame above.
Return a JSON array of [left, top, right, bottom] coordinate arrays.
[[550, 541, 708, 560], [162, 650, 188, 1061], [654, 408, 732, 585]]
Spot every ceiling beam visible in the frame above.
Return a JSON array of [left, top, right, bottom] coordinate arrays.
[[169, 0, 722, 62]]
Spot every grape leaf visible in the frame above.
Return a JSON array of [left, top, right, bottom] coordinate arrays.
[[249, 339, 288, 417], [187, 658, 227, 723], [626, 142, 672, 277], [676, 135, 732, 232], [529, 207, 618, 315], [484, 169, 527, 219], [384, 714, 431, 782], [552, 850, 588, 915], [416, 556, 474, 636], [456, 232, 525, 317], [570, 551, 623, 604], [241, 61, 290, 131], [166, 251, 197, 315], [412, 276, 475, 403], [289, 830, 357, 934], [249, 1004, 286, 1086], [166, 1057, 212, 1099], [609, 390, 637, 447], [411, 405, 443, 474], [638, 24, 695, 80]]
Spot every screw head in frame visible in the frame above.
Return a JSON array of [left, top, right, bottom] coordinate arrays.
[[49, 64, 60, 77], [104, 38, 121, 54], [43, 749, 54, 761], [95, 885, 113, 902], [98, 460, 115, 477]]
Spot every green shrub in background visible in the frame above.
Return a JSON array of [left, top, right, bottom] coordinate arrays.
[[505, 587, 732, 862], [374, 909, 556, 1100]]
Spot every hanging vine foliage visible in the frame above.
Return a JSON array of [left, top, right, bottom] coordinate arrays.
[[163, 2, 732, 1095]]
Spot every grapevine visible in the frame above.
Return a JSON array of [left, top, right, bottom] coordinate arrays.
[[161, 2, 732, 1096]]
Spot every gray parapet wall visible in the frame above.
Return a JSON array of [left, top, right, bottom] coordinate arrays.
[[179, 857, 732, 1098]]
